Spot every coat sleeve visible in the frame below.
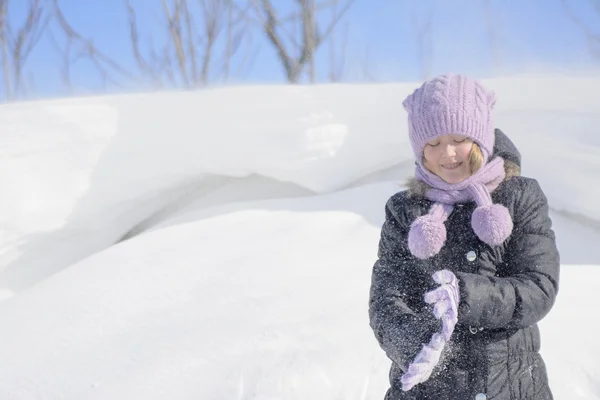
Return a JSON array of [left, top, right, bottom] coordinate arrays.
[[455, 178, 560, 330], [369, 196, 439, 370]]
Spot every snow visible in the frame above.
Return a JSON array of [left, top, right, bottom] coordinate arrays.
[[0, 75, 599, 399]]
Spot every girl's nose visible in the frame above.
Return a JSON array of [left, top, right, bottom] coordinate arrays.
[[443, 144, 456, 157]]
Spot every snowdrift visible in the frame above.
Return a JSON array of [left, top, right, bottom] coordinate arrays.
[[0, 75, 599, 399]]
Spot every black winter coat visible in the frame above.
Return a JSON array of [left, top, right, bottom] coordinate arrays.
[[368, 130, 560, 400]]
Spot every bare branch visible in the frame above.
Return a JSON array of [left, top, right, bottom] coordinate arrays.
[[328, 0, 335, 82], [255, 0, 354, 83], [125, 0, 165, 87], [0, 0, 11, 100], [315, 0, 354, 47], [148, 39, 176, 86], [249, 0, 266, 24], [229, 0, 253, 26], [0, 0, 49, 100], [255, 0, 296, 80], [219, 0, 256, 82], [329, 9, 348, 83], [162, 0, 190, 86], [199, 0, 226, 85], [118, 0, 247, 88], [338, 22, 348, 79], [14, 0, 50, 67], [562, 0, 600, 60], [280, 0, 344, 23], [181, 0, 198, 85], [234, 28, 257, 80], [161, 43, 177, 85], [53, 0, 135, 87], [224, 0, 234, 80], [46, 28, 74, 93], [301, 0, 316, 82]]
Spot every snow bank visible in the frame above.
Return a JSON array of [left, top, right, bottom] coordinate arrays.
[[0, 181, 596, 399], [1, 77, 599, 293], [0, 183, 396, 399]]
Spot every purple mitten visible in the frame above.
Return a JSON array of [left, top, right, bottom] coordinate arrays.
[[400, 270, 460, 392], [424, 270, 460, 341], [401, 333, 445, 391]]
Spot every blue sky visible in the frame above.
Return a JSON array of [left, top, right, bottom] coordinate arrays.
[[8, 0, 600, 99]]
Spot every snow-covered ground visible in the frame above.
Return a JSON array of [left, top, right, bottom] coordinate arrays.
[[0, 75, 599, 399]]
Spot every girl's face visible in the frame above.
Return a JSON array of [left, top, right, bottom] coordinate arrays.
[[423, 134, 474, 184]]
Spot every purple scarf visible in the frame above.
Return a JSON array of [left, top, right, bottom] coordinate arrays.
[[408, 157, 514, 259]]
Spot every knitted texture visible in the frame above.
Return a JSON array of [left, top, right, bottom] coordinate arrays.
[[403, 73, 496, 163], [407, 158, 513, 258]]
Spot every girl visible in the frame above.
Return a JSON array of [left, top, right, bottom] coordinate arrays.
[[369, 74, 560, 400]]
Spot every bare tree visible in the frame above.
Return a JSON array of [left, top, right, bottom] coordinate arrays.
[[328, 0, 349, 82], [199, 0, 226, 85], [562, 0, 600, 60], [46, 29, 74, 93], [221, 0, 254, 81], [161, 0, 192, 86], [410, 3, 435, 81], [125, 0, 164, 87], [305, 0, 316, 81], [252, 0, 355, 84], [0, 1, 10, 99], [125, 0, 252, 89], [54, 0, 248, 92], [52, 0, 136, 90], [0, 0, 49, 101]]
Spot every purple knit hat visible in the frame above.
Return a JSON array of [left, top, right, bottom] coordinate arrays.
[[403, 73, 496, 165], [402, 74, 513, 259]]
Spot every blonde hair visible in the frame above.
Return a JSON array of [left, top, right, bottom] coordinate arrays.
[[469, 143, 484, 173]]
